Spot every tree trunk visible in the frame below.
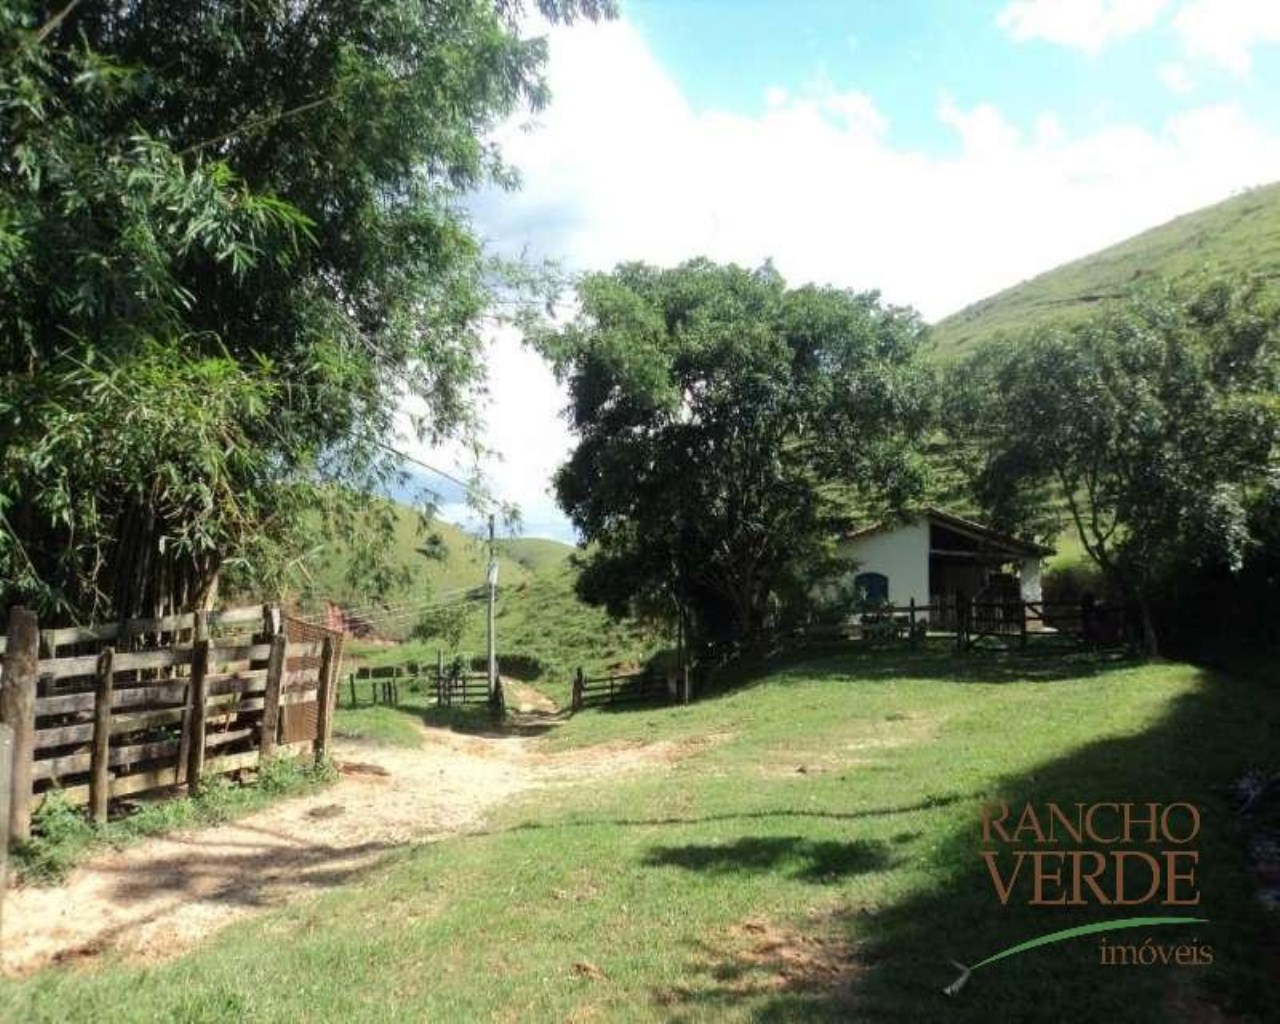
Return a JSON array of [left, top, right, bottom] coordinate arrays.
[[1139, 599, 1160, 659]]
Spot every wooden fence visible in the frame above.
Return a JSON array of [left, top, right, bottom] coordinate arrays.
[[769, 596, 1126, 652], [0, 604, 342, 842], [571, 667, 684, 711], [684, 597, 1130, 685], [345, 660, 492, 708]]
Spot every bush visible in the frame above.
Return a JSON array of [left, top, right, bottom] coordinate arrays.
[[1042, 560, 1109, 606], [468, 652, 546, 680], [14, 791, 96, 884]]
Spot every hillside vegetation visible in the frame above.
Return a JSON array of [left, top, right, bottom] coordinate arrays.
[[298, 505, 564, 631], [301, 502, 660, 695], [931, 180, 1280, 353]]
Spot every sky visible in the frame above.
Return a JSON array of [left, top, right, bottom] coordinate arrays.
[[408, 0, 1280, 543]]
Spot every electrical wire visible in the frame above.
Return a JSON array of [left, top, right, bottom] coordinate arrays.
[[290, 591, 482, 627], [298, 586, 481, 619]]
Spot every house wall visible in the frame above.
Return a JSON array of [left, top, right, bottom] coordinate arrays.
[[1020, 557, 1043, 602], [837, 518, 930, 610]]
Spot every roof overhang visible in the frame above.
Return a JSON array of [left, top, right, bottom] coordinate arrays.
[[841, 506, 1055, 559]]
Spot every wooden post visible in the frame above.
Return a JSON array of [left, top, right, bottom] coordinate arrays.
[[175, 611, 207, 785], [186, 638, 209, 795], [681, 664, 691, 705], [262, 602, 282, 642], [89, 647, 115, 823], [1, 608, 39, 843], [0, 722, 11, 933], [348, 673, 356, 709], [1020, 599, 1029, 650], [908, 598, 918, 651], [314, 636, 337, 762], [260, 634, 287, 760], [572, 668, 584, 712], [486, 513, 498, 709]]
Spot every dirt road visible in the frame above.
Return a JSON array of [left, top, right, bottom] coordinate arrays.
[[1, 683, 674, 974]]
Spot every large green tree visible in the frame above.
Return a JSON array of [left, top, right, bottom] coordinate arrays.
[[539, 259, 934, 648], [0, 0, 611, 621], [948, 278, 1280, 654]]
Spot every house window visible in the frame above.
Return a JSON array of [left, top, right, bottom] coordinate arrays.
[[854, 572, 889, 603]]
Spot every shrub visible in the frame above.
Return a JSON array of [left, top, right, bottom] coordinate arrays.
[[14, 791, 96, 884]]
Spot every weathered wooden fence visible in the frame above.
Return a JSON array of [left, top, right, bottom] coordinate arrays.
[[345, 659, 491, 708], [781, 596, 1126, 652], [436, 669, 491, 707], [348, 663, 419, 707], [570, 667, 681, 711], [0, 604, 342, 842]]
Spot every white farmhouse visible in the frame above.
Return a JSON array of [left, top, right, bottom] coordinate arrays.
[[837, 507, 1054, 619]]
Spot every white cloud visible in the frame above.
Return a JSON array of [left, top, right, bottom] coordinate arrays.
[[400, 327, 575, 542], [996, 0, 1168, 52], [1158, 61, 1195, 93], [428, 16, 1280, 539], [1173, 0, 1280, 75]]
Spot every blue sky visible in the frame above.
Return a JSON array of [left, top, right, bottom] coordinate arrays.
[[626, 0, 1280, 154], [418, 0, 1280, 543]]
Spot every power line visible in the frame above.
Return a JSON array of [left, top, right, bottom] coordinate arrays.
[[293, 588, 478, 619], [371, 439, 501, 513], [291, 591, 482, 627], [300, 586, 481, 619]]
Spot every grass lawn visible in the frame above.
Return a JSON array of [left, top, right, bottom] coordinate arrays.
[[4, 649, 1277, 1022]]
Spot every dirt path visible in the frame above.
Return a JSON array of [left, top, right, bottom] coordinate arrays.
[[2, 685, 677, 975]]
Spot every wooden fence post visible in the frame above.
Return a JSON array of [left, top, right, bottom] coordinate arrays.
[[185, 639, 209, 795], [260, 633, 287, 761], [262, 602, 282, 641], [175, 610, 207, 786], [908, 598, 918, 651], [315, 636, 337, 763], [89, 648, 115, 824], [572, 668, 584, 712], [1, 608, 38, 843], [681, 664, 692, 705], [0, 722, 11, 933], [348, 673, 356, 709], [1019, 600, 1029, 650]]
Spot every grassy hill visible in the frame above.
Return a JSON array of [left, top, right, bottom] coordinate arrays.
[[930, 180, 1280, 353], [299, 506, 551, 624], [297, 501, 661, 695]]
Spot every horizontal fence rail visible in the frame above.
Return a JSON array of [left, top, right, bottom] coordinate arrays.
[[1, 604, 343, 841], [693, 597, 1129, 671], [571, 666, 686, 712], [342, 659, 493, 708]]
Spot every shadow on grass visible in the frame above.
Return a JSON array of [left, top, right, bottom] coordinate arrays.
[[656, 664, 1280, 1023], [340, 697, 564, 739], [560, 644, 1136, 718], [699, 642, 1141, 700], [417, 703, 563, 738], [643, 836, 898, 884], [501, 792, 971, 836]]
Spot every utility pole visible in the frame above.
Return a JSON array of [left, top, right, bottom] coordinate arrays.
[[486, 513, 500, 713]]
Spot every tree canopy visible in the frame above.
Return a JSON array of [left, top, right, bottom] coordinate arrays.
[[0, 0, 612, 621], [948, 278, 1280, 653], [539, 259, 934, 647]]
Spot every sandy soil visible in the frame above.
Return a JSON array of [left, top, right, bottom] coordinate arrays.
[[1, 682, 676, 975]]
